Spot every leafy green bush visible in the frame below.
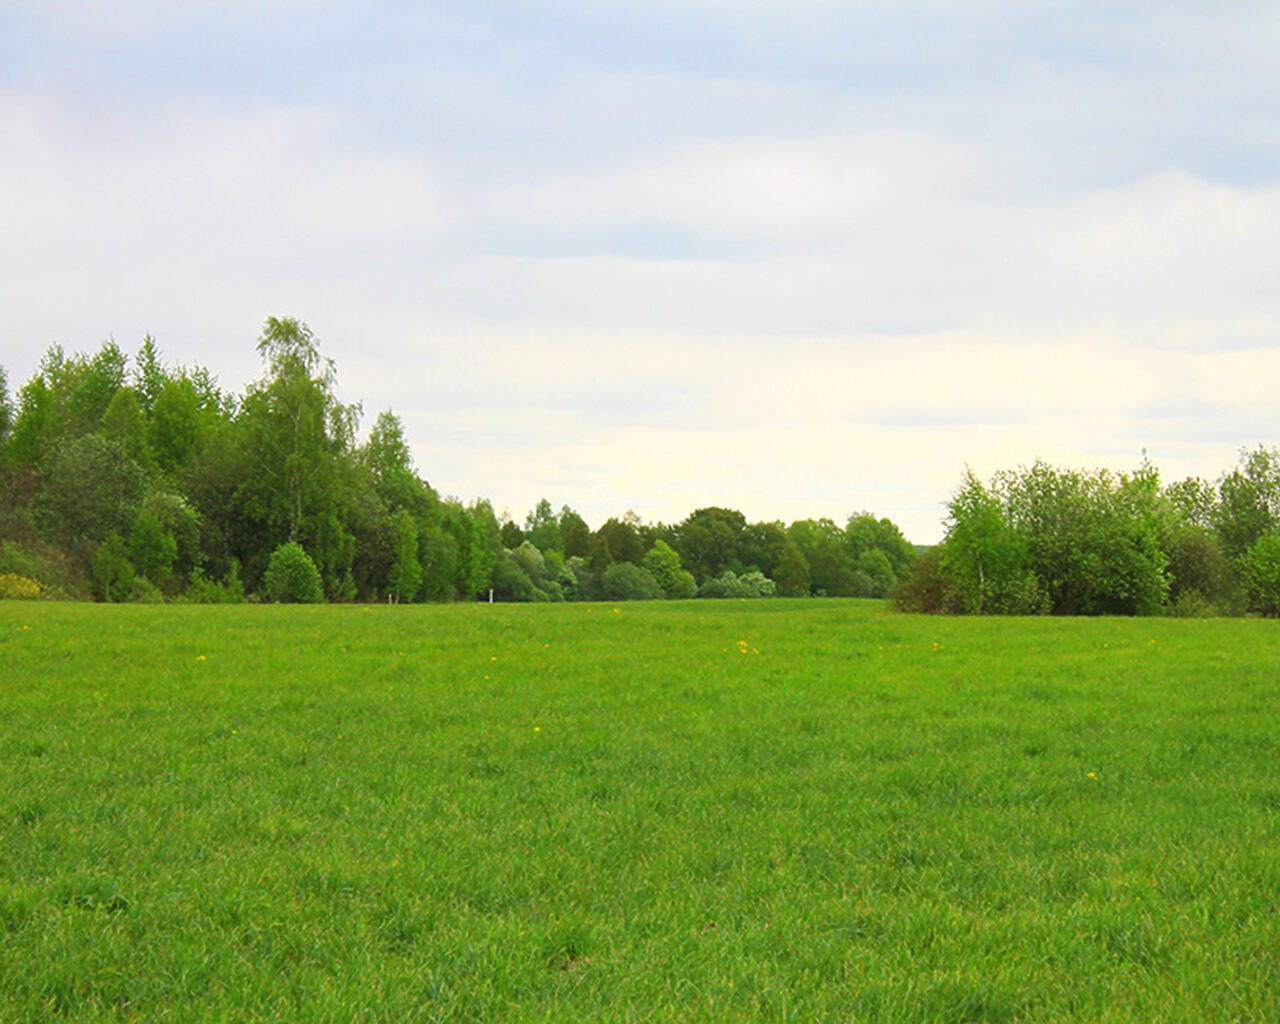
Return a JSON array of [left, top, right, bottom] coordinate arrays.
[[91, 532, 137, 602], [129, 507, 178, 590], [699, 570, 751, 598], [128, 576, 165, 603], [642, 540, 697, 599], [1242, 533, 1280, 617], [1168, 588, 1220, 619], [565, 557, 601, 602], [698, 570, 774, 598], [600, 563, 664, 601], [0, 539, 71, 597], [942, 461, 1168, 615], [1164, 523, 1239, 614], [739, 570, 776, 597], [490, 554, 537, 602], [891, 546, 965, 614], [553, 564, 579, 601], [0, 573, 43, 600], [179, 563, 246, 604], [263, 542, 324, 603]]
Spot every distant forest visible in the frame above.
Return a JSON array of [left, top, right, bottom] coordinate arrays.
[[3, 318, 1278, 616], [0, 318, 917, 606]]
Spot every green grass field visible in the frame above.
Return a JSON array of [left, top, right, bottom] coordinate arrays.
[[2, 599, 1279, 1022]]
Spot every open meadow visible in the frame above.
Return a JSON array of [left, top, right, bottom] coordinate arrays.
[[2, 599, 1279, 1022]]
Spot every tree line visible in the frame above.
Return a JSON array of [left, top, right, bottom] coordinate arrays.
[[894, 451, 1280, 617], [0, 318, 918, 605]]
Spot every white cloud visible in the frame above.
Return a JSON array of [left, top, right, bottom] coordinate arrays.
[[3, 4, 1280, 544]]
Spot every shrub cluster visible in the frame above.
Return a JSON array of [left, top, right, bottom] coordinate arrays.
[[896, 451, 1280, 617], [263, 542, 324, 604], [0, 326, 917, 605]]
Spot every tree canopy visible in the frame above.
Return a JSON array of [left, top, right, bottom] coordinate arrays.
[[22, 318, 1279, 617], [0, 320, 921, 606], [896, 452, 1280, 617]]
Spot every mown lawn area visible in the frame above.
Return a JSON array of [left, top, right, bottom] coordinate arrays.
[[2, 599, 1278, 1021]]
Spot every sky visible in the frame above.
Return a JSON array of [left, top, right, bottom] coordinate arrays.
[[3, 1, 1279, 543]]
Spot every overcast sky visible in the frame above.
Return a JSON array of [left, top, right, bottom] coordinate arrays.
[[3, 1, 1278, 542]]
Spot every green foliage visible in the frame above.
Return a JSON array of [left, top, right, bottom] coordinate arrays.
[[127, 575, 165, 603], [263, 541, 324, 603], [892, 545, 965, 613], [1216, 446, 1280, 557], [846, 512, 917, 591], [677, 506, 746, 583], [1015, 461, 1168, 615], [596, 515, 644, 566], [739, 570, 776, 597], [0, 540, 71, 597], [361, 409, 414, 479], [1165, 475, 1218, 530], [0, 366, 12, 449], [559, 506, 591, 558], [1241, 533, 1280, 617], [418, 522, 461, 601], [500, 519, 524, 549], [460, 500, 503, 599], [7, 372, 55, 466], [100, 387, 153, 472], [771, 538, 811, 597], [737, 521, 789, 579], [1168, 588, 1221, 618], [600, 561, 664, 600], [510, 540, 548, 588], [490, 552, 536, 601], [0, 573, 43, 599], [140, 491, 203, 582], [27, 318, 1266, 618], [940, 461, 1168, 616], [8, 343, 128, 467], [132, 333, 167, 413], [149, 376, 206, 477], [387, 509, 422, 603], [943, 469, 1033, 613], [1163, 522, 1238, 614], [553, 561, 580, 600], [565, 556, 600, 601], [34, 434, 147, 550], [179, 563, 246, 604], [239, 317, 360, 548], [698, 569, 774, 598], [90, 532, 136, 602], [524, 498, 562, 554], [787, 518, 856, 596], [128, 508, 178, 589], [298, 506, 357, 600], [641, 539, 697, 599]]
